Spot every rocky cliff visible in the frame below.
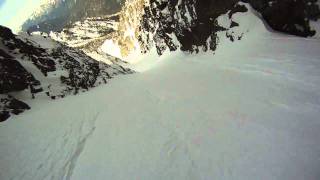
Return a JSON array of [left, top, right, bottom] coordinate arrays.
[[114, 0, 320, 57], [23, 0, 320, 59], [244, 0, 320, 37]]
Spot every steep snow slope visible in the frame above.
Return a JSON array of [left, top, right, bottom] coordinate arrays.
[[70, 20, 320, 180], [1, 8, 320, 180]]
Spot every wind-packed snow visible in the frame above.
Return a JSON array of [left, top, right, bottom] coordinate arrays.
[[1, 5, 320, 180]]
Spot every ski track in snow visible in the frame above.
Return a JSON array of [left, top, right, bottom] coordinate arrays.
[[1, 25, 320, 180], [0, 103, 101, 180]]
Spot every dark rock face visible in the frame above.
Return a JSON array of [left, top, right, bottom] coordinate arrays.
[[244, 0, 320, 37], [0, 25, 133, 122], [137, 0, 245, 55], [0, 111, 10, 122], [0, 55, 37, 94], [125, 0, 319, 55], [1, 26, 56, 76], [0, 27, 41, 94], [0, 95, 31, 122]]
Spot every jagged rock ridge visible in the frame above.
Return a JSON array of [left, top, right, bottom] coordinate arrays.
[[49, 14, 125, 64], [22, 0, 320, 61], [0, 25, 133, 122], [115, 0, 320, 56]]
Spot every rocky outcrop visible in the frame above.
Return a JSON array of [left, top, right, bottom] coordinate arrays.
[[244, 0, 320, 37], [115, 0, 248, 56], [0, 25, 133, 122], [21, 0, 319, 60], [49, 14, 125, 64], [138, 0, 243, 54], [115, 0, 319, 56], [0, 95, 30, 122], [0, 50, 39, 94]]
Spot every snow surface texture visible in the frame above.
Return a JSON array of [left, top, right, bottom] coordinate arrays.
[[1, 5, 320, 180]]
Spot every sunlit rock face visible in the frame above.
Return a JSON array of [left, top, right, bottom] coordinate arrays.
[[116, 0, 146, 58], [0, 25, 133, 122], [115, 0, 319, 57]]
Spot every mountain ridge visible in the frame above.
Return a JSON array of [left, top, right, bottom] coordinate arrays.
[[0, 25, 133, 122], [112, 0, 320, 59], [22, 0, 125, 33]]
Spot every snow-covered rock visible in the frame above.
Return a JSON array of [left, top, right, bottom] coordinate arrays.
[[18, 0, 320, 63], [49, 14, 124, 64], [112, 0, 320, 58], [244, 0, 320, 37], [0, 25, 133, 122]]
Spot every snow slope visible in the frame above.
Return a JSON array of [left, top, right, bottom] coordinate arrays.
[[70, 33, 320, 180], [1, 6, 320, 180]]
